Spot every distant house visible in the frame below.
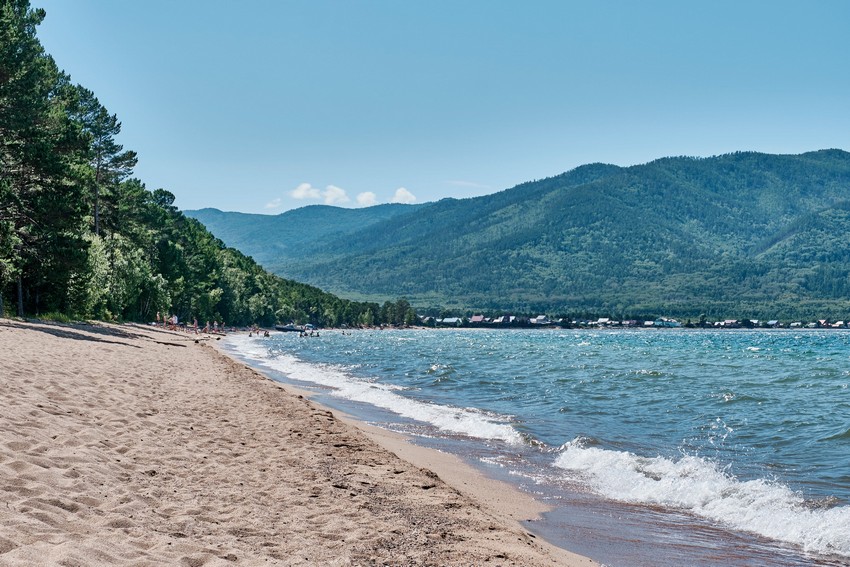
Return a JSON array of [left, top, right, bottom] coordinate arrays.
[[766, 320, 780, 328], [438, 317, 463, 327], [470, 315, 486, 324], [531, 315, 551, 325]]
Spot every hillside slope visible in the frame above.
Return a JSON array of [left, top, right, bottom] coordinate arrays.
[[187, 203, 422, 267], [187, 150, 850, 319]]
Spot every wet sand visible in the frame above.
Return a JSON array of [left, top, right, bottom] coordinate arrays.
[[0, 320, 597, 566]]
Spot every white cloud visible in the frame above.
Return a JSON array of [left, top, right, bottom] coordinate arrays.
[[323, 185, 350, 205], [264, 197, 282, 209], [291, 182, 321, 200], [289, 183, 350, 206], [356, 191, 378, 206], [391, 187, 417, 204]]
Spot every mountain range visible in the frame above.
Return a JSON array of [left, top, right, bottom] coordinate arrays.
[[186, 149, 850, 319]]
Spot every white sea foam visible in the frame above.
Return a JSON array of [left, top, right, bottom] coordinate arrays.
[[554, 439, 850, 557], [226, 335, 523, 445]]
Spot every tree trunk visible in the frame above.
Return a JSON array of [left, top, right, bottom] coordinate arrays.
[[94, 184, 100, 236], [17, 275, 24, 317]]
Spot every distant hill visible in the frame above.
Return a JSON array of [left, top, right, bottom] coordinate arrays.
[[186, 203, 423, 266], [186, 150, 850, 319]]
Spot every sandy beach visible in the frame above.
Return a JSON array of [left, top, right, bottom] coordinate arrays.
[[0, 320, 597, 566]]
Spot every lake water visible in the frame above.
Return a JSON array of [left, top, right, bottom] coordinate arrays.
[[223, 328, 850, 566]]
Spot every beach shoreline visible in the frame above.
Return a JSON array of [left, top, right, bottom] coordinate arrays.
[[0, 319, 596, 566]]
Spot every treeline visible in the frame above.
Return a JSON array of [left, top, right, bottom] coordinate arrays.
[[0, 1, 404, 328]]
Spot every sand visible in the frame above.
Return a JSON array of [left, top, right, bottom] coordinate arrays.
[[0, 319, 597, 566]]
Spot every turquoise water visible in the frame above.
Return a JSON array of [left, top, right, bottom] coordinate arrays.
[[225, 329, 850, 566]]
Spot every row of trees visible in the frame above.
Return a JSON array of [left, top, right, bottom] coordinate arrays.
[[0, 1, 410, 328]]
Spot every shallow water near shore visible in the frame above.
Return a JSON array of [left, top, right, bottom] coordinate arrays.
[[224, 328, 850, 566]]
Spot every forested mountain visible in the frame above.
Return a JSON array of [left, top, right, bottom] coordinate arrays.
[[188, 150, 850, 320], [188, 203, 422, 268], [0, 0, 412, 328]]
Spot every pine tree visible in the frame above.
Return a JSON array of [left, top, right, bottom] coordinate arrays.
[[0, 0, 87, 316], [69, 86, 137, 236]]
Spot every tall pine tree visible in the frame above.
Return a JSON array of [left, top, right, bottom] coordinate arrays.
[[0, 0, 87, 316], [69, 86, 137, 236]]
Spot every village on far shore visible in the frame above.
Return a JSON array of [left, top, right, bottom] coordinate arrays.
[[417, 314, 850, 330], [168, 314, 850, 335]]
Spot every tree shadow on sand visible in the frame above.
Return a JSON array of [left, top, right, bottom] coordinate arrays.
[[0, 320, 144, 348]]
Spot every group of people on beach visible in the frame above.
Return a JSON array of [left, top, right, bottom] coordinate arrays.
[[202, 320, 226, 334], [155, 312, 179, 330], [155, 311, 226, 335], [155, 311, 182, 330]]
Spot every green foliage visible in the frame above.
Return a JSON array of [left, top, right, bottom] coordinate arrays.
[[0, 0, 89, 314], [37, 311, 74, 323], [0, 1, 393, 328], [68, 85, 138, 236]]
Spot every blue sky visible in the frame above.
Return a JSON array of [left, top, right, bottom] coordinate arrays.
[[36, 1, 850, 214]]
